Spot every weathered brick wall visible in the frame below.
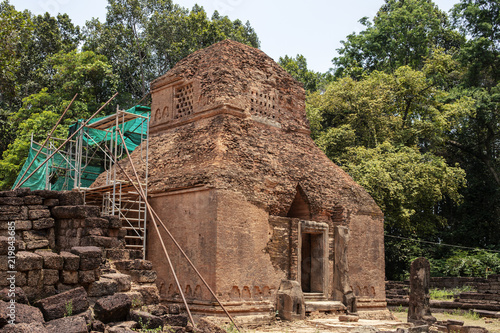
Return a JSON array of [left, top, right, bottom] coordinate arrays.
[[0, 188, 126, 302]]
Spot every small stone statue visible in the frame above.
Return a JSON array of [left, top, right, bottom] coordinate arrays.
[[408, 257, 436, 325]]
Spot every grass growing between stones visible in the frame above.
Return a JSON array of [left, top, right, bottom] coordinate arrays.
[[429, 286, 476, 300]]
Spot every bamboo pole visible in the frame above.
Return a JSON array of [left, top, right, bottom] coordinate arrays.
[[114, 128, 241, 332], [14, 92, 118, 190], [15, 93, 78, 188], [106, 129, 195, 327]]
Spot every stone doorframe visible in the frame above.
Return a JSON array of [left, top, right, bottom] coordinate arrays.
[[298, 220, 329, 297]]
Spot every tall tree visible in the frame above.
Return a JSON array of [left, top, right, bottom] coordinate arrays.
[[333, 0, 463, 77], [278, 55, 331, 93], [83, 0, 260, 106]]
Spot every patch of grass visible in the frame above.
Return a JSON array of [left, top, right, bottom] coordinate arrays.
[[393, 305, 408, 313], [64, 300, 73, 317], [429, 286, 476, 300]]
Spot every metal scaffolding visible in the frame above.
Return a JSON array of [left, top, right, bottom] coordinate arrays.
[[17, 105, 150, 256]]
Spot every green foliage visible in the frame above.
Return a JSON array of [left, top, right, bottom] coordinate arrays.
[[333, 0, 464, 77], [344, 143, 465, 234], [64, 300, 73, 317], [452, 0, 500, 87], [429, 285, 476, 300], [0, 1, 33, 109], [0, 49, 118, 190], [278, 55, 332, 92], [430, 249, 500, 277], [83, 0, 260, 105]]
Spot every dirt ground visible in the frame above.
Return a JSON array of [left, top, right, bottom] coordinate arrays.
[[221, 310, 500, 333]]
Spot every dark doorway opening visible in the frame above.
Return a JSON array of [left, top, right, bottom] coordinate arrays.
[[301, 232, 324, 293]]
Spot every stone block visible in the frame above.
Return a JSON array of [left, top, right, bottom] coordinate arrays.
[[31, 190, 59, 199], [276, 280, 305, 321], [102, 273, 132, 292], [87, 278, 118, 297], [0, 236, 9, 255], [84, 228, 105, 237], [114, 259, 153, 271], [34, 250, 63, 269], [61, 270, 78, 284], [0, 197, 24, 205], [0, 301, 44, 326], [32, 218, 55, 230], [144, 304, 169, 316], [51, 205, 99, 219], [105, 249, 142, 260], [55, 282, 75, 293], [129, 270, 157, 283], [91, 319, 105, 332], [42, 269, 60, 285], [34, 286, 89, 321], [27, 269, 42, 287], [0, 256, 6, 270], [0, 220, 31, 230], [79, 256, 102, 270], [81, 235, 124, 249], [0, 206, 28, 221], [94, 293, 131, 323], [22, 231, 49, 250], [132, 285, 160, 305], [60, 251, 80, 270], [164, 314, 189, 327], [58, 191, 84, 206], [28, 209, 51, 220], [0, 190, 17, 197], [16, 251, 43, 271], [43, 198, 59, 207], [107, 215, 122, 229], [40, 285, 57, 299], [0, 205, 22, 213], [82, 217, 110, 228], [79, 270, 98, 284], [23, 196, 43, 205], [71, 246, 102, 258], [2, 322, 48, 332], [130, 310, 163, 329], [0, 287, 28, 304], [15, 272, 27, 287], [339, 315, 359, 322], [45, 316, 88, 333]]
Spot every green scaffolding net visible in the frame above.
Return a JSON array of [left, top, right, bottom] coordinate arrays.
[[13, 105, 150, 191]]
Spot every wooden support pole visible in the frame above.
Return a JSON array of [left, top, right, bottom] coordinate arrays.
[[113, 128, 241, 332]]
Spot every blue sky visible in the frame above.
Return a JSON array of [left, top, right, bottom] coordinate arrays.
[[12, 0, 459, 73]]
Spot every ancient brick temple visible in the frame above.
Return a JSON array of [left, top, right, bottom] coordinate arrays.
[[102, 40, 387, 319]]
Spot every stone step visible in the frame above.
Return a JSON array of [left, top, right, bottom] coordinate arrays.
[[304, 300, 346, 313], [304, 292, 327, 301], [105, 248, 143, 260]]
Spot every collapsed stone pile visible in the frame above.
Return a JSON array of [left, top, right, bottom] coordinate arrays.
[[0, 188, 195, 332]]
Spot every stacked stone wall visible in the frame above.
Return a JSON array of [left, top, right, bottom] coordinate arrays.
[[0, 189, 179, 332], [0, 188, 126, 302], [386, 275, 500, 312]]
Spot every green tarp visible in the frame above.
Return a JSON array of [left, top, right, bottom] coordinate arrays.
[[13, 105, 150, 191]]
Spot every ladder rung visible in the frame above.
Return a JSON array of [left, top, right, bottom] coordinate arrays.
[[125, 245, 144, 249], [125, 235, 143, 239], [123, 227, 144, 231]]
